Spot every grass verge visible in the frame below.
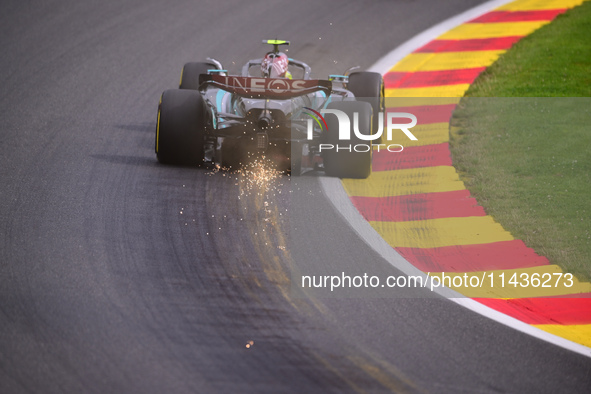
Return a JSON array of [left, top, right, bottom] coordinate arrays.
[[450, 2, 591, 281]]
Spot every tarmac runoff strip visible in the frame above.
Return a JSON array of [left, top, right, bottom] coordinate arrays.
[[320, 0, 591, 357]]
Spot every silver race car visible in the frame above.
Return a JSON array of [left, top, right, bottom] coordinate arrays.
[[155, 40, 384, 178]]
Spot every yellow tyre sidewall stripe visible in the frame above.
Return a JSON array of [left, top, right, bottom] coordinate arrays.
[[156, 95, 162, 153]]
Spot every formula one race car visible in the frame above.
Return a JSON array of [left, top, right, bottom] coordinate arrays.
[[155, 40, 384, 178]]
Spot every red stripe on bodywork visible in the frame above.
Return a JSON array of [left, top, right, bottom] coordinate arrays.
[[476, 297, 591, 325], [386, 104, 456, 126], [469, 9, 567, 23], [415, 37, 522, 52], [396, 240, 549, 272], [350, 189, 485, 222], [384, 68, 486, 88], [372, 142, 452, 171]]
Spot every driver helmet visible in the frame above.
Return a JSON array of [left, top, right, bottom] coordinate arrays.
[[261, 52, 291, 79]]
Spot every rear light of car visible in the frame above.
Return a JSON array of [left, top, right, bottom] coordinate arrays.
[[257, 133, 268, 150]]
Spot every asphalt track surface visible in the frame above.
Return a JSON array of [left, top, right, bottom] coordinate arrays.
[[1, 0, 590, 392]]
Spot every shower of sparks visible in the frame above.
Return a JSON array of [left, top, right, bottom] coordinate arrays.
[[204, 155, 287, 224], [236, 156, 283, 199]]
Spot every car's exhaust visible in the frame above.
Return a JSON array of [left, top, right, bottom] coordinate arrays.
[[257, 110, 272, 129]]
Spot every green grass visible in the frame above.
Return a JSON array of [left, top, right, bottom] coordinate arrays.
[[450, 1, 591, 281], [462, 2, 591, 97]]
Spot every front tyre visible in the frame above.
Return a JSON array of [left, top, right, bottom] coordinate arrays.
[[155, 89, 207, 165], [322, 101, 372, 179]]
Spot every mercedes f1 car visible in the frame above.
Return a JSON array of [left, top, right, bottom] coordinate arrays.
[[155, 40, 384, 178]]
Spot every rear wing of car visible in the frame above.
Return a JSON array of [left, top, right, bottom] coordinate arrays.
[[199, 74, 331, 99]]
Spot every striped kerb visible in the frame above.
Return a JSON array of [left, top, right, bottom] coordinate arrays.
[[343, 0, 591, 348]]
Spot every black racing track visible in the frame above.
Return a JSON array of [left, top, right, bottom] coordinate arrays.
[[1, 0, 589, 392]]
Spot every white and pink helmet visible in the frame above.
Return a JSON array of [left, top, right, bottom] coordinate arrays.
[[261, 52, 289, 78]]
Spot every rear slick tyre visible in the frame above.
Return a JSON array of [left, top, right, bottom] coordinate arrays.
[[155, 89, 207, 166], [322, 101, 372, 179], [347, 71, 384, 140]]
